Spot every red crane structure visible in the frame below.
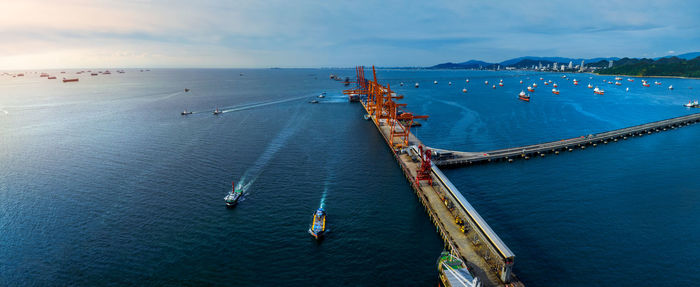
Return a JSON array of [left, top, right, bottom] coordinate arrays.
[[344, 66, 428, 150], [415, 145, 433, 186]]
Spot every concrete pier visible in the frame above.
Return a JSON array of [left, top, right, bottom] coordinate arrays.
[[432, 113, 700, 167], [363, 104, 522, 287]]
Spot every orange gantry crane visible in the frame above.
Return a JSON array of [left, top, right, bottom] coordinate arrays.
[[344, 66, 428, 150]]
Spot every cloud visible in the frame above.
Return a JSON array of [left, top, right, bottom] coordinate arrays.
[[0, 0, 698, 68]]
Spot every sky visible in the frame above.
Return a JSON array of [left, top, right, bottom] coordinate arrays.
[[1, 0, 699, 69]]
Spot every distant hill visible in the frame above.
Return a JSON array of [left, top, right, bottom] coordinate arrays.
[[430, 60, 494, 69], [597, 56, 700, 77], [656, 52, 700, 60]]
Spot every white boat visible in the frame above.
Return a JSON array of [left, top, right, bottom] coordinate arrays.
[[553, 83, 558, 87], [448, 81, 452, 85], [318, 94, 325, 98], [466, 79, 470, 83], [626, 87, 630, 92], [415, 82, 419, 88], [462, 88, 467, 93], [434, 80, 438, 84], [668, 85, 673, 90], [532, 83, 537, 87], [484, 80, 488, 85], [587, 84, 593, 89]]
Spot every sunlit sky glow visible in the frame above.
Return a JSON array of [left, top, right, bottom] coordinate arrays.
[[1, 0, 698, 69]]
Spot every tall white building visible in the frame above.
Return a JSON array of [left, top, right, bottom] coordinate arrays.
[[568, 61, 573, 69], [608, 60, 614, 68]]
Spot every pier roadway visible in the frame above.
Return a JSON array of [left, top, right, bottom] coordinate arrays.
[[432, 112, 700, 167], [372, 118, 523, 287]]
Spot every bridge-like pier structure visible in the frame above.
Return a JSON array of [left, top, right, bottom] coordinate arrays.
[[432, 113, 700, 167], [343, 66, 699, 287]]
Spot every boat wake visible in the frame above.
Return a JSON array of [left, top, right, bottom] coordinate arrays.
[[221, 95, 308, 114], [236, 109, 308, 192]]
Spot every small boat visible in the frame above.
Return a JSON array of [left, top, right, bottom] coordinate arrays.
[[181, 109, 193, 115], [519, 80, 523, 84], [462, 88, 467, 93], [552, 88, 560, 95], [615, 77, 622, 81], [348, 93, 360, 102], [532, 83, 537, 88], [553, 83, 558, 88], [615, 81, 621, 85], [415, 83, 419, 88], [318, 94, 325, 98], [492, 85, 496, 89], [668, 85, 673, 90], [544, 82, 549, 85], [519, 91, 530, 102], [448, 81, 452, 85], [527, 86, 534, 92], [434, 80, 438, 84], [548, 80, 552, 83], [400, 82, 404, 86], [587, 84, 593, 89], [224, 182, 243, 207], [363, 114, 371, 120], [309, 208, 327, 239], [62, 78, 79, 83], [310, 100, 319, 104], [213, 108, 222, 115], [655, 81, 661, 85], [539, 77, 544, 81], [628, 78, 634, 82], [626, 87, 630, 92], [184, 88, 190, 92], [484, 80, 488, 85], [47, 76, 56, 80], [573, 81, 579, 85], [91, 73, 98, 76], [465, 79, 469, 83], [594, 87, 604, 95], [498, 82, 503, 86], [642, 82, 650, 87]]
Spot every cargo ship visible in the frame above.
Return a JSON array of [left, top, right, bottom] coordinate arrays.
[[62, 78, 79, 83], [181, 109, 193, 115], [308, 208, 326, 240], [594, 87, 605, 95], [552, 88, 560, 95], [436, 251, 481, 287], [518, 91, 530, 102], [224, 182, 243, 207]]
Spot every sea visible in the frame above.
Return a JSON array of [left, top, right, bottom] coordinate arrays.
[[1, 68, 698, 286]]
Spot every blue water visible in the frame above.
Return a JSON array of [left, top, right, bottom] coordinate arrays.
[[1, 69, 698, 286]]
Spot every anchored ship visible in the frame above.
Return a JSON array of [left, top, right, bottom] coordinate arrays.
[[437, 252, 481, 287]]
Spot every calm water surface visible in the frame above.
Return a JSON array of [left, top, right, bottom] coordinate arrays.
[[1, 68, 698, 286]]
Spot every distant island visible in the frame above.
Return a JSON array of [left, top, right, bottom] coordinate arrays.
[[426, 52, 700, 78]]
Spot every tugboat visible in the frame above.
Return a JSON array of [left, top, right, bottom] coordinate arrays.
[[181, 109, 193, 115], [519, 91, 530, 102], [436, 251, 481, 287], [184, 88, 190, 92], [224, 182, 243, 207], [309, 208, 326, 239], [213, 108, 222, 115]]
